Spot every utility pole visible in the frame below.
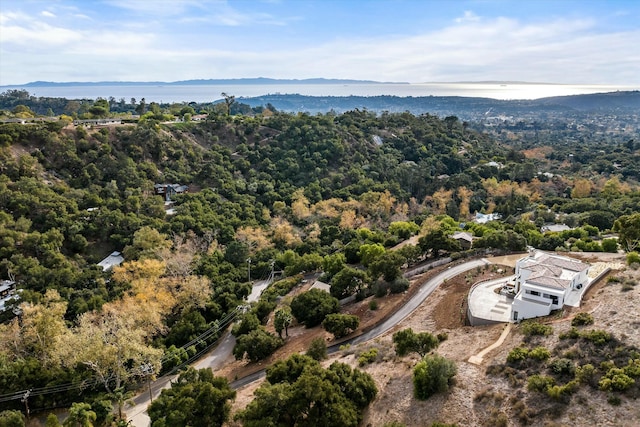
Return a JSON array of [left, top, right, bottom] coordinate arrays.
[[270, 260, 275, 282], [142, 363, 154, 403], [246, 258, 252, 282], [21, 389, 31, 420]]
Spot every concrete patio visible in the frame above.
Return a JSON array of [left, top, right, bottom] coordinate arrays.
[[467, 276, 514, 325]]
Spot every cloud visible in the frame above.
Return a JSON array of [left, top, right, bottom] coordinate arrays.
[[455, 10, 480, 24], [0, 4, 638, 86], [40, 10, 56, 18]]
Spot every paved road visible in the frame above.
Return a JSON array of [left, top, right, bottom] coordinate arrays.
[[230, 258, 490, 389], [350, 258, 489, 345], [125, 279, 270, 427]]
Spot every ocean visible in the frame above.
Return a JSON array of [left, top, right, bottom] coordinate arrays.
[[1, 82, 635, 103]]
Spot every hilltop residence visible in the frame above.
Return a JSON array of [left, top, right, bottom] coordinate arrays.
[[154, 183, 189, 201], [511, 250, 590, 322]]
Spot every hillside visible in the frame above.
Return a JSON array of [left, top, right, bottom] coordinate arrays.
[[0, 105, 639, 425]]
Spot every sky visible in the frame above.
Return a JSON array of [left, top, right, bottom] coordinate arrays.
[[0, 0, 639, 86]]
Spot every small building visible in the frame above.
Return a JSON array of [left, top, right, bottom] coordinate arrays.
[[541, 224, 572, 233], [154, 183, 189, 201], [310, 280, 331, 293], [511, 250, 590, 322], [451, 231, 474, 250], [0, 280, 19, 313], [475, 212, 502, 224], [98, 251, 125, 271]]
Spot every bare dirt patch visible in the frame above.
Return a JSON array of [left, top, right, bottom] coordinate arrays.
[[227, 253, 640, 427]]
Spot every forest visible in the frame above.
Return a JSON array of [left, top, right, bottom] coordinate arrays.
[[0, 90, 639, 426]]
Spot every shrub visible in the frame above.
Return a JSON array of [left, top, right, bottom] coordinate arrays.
[[507, 347, 529, 364], [575, 364, 597, 386], [582, 329, 612, 346], [571, 312, 594, 327], [527, 374, 555, 392], [626, 251, 640, 266], [623, 359, 640, 377], [546, 380, 578, 401], [608, 394, 622, 406], [437, 332, 449, 342], [413, 354, 457, 400], [358, 348, 379, 366], [559, 327, 581, 340], [306, 337, 327, 361], [389, 276, 410, 294], [529, 346, 551, 361], [549, 358, 576, 377], [520, 320, 553, 336], [368, 300, 378, 310], [599, 369, 635, 391]]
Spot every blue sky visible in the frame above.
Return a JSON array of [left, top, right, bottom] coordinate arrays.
[[1, 0, 639, 85]]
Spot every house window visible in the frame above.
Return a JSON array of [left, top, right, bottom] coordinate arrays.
[[513, 311, 519, 321], [528, 290, 540, 296]]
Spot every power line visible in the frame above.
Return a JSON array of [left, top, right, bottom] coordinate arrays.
[[0, 308, 240, 403]]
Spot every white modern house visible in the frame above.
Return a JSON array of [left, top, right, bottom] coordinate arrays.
[[511, 250, 590, 322], [97, 251, 125, 271]]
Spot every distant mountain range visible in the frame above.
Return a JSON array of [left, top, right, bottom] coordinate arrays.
[[12, 78, 408, 87], [237, 90, 640, 117]]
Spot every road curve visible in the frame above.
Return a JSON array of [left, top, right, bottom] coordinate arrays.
[[231, 258, 490, 389]]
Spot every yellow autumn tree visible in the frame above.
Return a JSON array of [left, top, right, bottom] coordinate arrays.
[[270, 216, 302, 248], [571, 178, 593, 198], [0, 289, 67, 365], [235, 225, 273, 252], [291, 189, 311, 221], [457, 186, 473, 219], [431, 188, 453, 214], [58, 302, 163, 393]]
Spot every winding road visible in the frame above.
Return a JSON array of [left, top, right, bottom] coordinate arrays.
[[126, 258, 490, 425], [230, 258, 489, 389]]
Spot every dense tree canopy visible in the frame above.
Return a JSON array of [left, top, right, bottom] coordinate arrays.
[[148, 368, 235, 427], [0, 95, 639, 417]]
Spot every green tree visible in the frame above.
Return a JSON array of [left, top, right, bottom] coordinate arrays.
[[388, 221, 420, 239], [231, 311, 260, 337], [233, 328, 284, 362], [322, 252, 346, 279], [63, 403, 97, 427], [290, 288, 340, 327], [122, 226, 171, 260], [330, 266, 368, 299], [393, 328, 439, 357], [358, 243, 386, 266], [89, 98, 109, 117], [0, 410, 25, 427], [419, 228, 461, 258], [413, 354, 457, 400], [322, 313, 360, 338], [238, 355, 376, 427], [148, 368, 236, 427], [307, 337, 328, 360], [613, 213, 640, 252], [274, 307, 293, 338], [368, 250, 405, 282]]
